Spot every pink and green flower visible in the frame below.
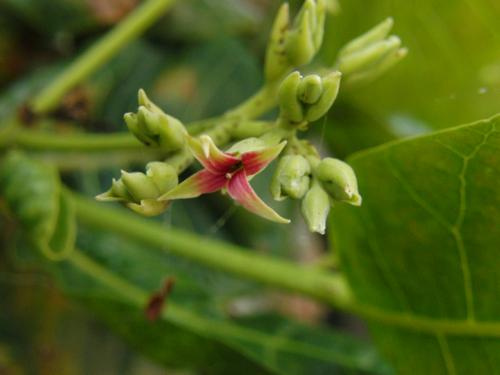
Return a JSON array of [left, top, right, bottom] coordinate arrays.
[[160, 135, 289, 224]]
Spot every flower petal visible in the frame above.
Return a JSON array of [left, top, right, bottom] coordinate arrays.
[[188, 135, 239, 174], [159, 169, 227, 200], [227, 170, 290, 224], [241, 141, 287, 176]]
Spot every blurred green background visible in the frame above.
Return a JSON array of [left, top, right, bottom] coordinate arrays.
[[1, 0, 499, 374]]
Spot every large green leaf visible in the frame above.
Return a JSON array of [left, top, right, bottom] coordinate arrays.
[[330, 114, 500, 373]]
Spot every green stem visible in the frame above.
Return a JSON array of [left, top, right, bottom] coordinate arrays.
[[69, 190, 353, 308], [30, 0, 177, 114], [10, 120, 274, 153], [15, 130, 142, 151], [30, 149, 164, 171], [68, 191, 500, 336], [224, 83, 280, 120]]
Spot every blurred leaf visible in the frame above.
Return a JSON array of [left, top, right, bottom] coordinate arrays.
[[2, 0, 97, 36], [160, 0, 263, 42], [322, 0, 500, 130], [0, 151, 76, 258], [330, 114, 500, 373]]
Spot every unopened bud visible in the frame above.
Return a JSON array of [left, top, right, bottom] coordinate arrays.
[[264, 0, 326, 82], [96, 162, 178, 217], [301, 180, 331, 234], [315, 157, 361, 206], [298, 74, 323, 104], [125, 90, 186, 151], [304, 71, 341, 121], [264, 3, 291, 82], [285, 5, 316, 67], [271, 155, 311, 200], [145, 162, 178, 193], [338, 36, 401, 75], [121, 170, 160, 201], [346, 47, 408, 85], [335, 18, 406, 84]]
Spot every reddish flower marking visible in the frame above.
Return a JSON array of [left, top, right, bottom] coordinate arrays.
[[160, 135, 289, 223]]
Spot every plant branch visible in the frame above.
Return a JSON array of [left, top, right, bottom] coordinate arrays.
[[15, 130, 142, 151], [9, 119, 274, 153], [68, 191, 500, 337], [224, 83, 280, 120], [68, 189, 353, 308], [30, 0, 177, 115]]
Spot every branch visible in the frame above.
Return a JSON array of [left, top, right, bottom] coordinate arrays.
[[30, 0, 177, 114]]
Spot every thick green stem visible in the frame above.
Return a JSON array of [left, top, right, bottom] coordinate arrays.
[[15, 130, 142, 151], [69, 190, 353, 308], [68, 191, 500, 337], [30, 0, 177, 114], [9, 120, 273, 153]]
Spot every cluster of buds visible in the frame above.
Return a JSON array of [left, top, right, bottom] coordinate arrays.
[[96, 161, 178, 216], [271, 151, 361, 234], [124, 89, 186, 151], [265, 0, 327, 82], [96, 2, 408, 235], [278, 70, 341, 124], [335, 18, 408, 85]]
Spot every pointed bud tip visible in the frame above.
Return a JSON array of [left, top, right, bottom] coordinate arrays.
[[138, 88, 149, 105]]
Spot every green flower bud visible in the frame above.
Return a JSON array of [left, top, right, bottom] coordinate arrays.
[[96, 162, 178, 217], [145, 161, 178, 193], [285, 3, 316, 67], [271, 155, 311, 201], [315, 157, 362, 206], [304, 71, 341, 121], [279, 71, 341, 123], [298, 74, 323, 104], [278, 71, 304, 123], [301, 180, 331, 234], [121, 170, 160, 201], [125, 89, 186, 151], [264, 0, 326, 82], [338, 36, 401, 76], [264, 3, 290, 82], [346, 47, 408, 86], [335, 18, 407, 85]]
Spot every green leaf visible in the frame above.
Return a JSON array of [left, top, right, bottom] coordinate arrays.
[[32, 225, 389, 374], [330, 114, 500, 373]]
